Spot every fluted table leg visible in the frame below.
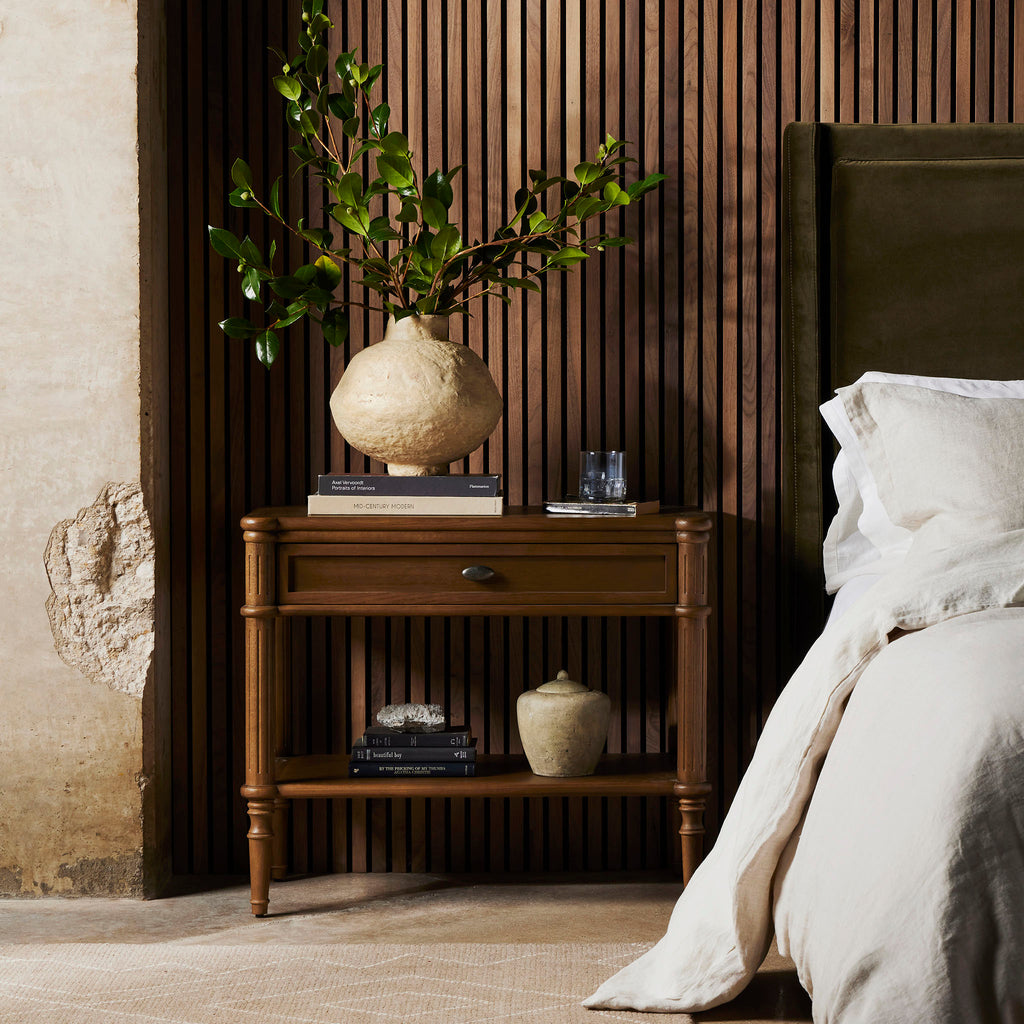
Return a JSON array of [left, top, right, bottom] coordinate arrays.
[[675, 515, 712, 884], [242, 523, 278, 916]]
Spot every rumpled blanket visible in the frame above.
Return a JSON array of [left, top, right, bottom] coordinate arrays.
[[584, 528, 1024, 1013]]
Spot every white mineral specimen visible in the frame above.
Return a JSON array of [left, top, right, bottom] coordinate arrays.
[[376, 702, 446, 732]]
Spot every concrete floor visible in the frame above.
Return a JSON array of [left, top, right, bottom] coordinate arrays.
[[0, 873, 813, 1021]]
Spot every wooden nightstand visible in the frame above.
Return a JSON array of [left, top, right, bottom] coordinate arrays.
[[240, 506, 712, 916]]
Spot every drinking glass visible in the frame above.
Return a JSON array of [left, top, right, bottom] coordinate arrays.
[[578, 450, 626, 501]]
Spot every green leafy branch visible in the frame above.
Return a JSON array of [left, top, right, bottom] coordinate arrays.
[[208, 0, 667, 366]]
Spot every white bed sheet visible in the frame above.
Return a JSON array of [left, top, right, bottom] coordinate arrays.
[[584, 529, 1024, 1018], [773, 607, 1024, 1023]]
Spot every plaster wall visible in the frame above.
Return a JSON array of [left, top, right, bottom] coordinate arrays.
[[0, 1, 150, 894]]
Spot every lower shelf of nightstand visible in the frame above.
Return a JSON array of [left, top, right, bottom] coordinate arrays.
[[274, 752, 678, 799]]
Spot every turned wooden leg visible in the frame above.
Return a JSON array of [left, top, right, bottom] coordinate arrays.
[[243, 791, 276, 915], [676, 785, 711, 884], [675, 514, 713, 886], [242, 523, 279, 916], [271, 798, 289, 881]]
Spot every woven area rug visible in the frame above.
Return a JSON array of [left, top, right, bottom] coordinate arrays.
[[0, 942, 671, 1023]]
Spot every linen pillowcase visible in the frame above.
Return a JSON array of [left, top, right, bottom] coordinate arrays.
[[837, 382, 1024, 543], [820, 373, 1024, 592]]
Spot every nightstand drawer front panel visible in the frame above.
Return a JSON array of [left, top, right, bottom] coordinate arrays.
[[279, 543, 676, 606]]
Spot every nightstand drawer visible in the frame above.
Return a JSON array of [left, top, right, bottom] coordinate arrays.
[[278, 542, 676, 607]]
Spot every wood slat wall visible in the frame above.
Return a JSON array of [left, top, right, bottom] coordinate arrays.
[[164, 0, 1022, 876]]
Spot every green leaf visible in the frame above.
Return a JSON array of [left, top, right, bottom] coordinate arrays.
[[573, 161, 602, 185], [405, 276, 434, 295], [218, 317, 260, 338], [495, 277, 540, 292], [423, 168, 454, 209], [532, 175, 565, 193], [367, 215, 401, 242], [420, 196, 447, 230], [273, 75, 302, 101], [594, 235, 633, 249], [269, 178, 283, 219], [290, 142, 316, 171], [548, 245, 588, 266], [627, 172, 669, 199], [208, 226, 245, 260], [334, 49, 356, 79], [270, 301, 309, 329], [363, 64, 383, 92], [269, 276, 309, 300], [430, 225, 462, 262], [230, 158, 252, 189], [228, 185, 258, 209], [314, 254, 342, 288], [336, 171, 363, 207], [331, 203, 370, 236], [296, 225, 333, 248], [381, 131, 409, 156], [306, 43, 328, 76], [573, 197, 604, 220], [239, 237, 262, 264], [511, 187, 537, 224], [308, 13, 332, 35], [320, 308, 349, 347], [255, 330, 280, 367], [242, 267, 262, 301], [376, 153, 414, 188], [527, 211, 554, 233], [326, 92, 355, 120], [370, 101, 390, 136], [342, 116, 360, 138], [347, 141, 377, 163], [603, 181, 630, 206], [396, 200, 418, 223]]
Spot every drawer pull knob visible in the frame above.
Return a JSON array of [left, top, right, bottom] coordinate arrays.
[[462, 565, 496, 582]]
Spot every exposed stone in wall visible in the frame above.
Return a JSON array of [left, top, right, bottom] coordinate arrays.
[[44, 483, 155, 699], [56, 853, 143, 897]]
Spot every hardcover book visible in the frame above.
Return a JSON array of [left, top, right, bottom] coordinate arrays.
[[350, 738, 477, 762], [347, 761, 477, 777], [308, 493, 503, 516], [318, 473, 500, 497], [362, 725, 472, 748], [544, 497, 660, 516]]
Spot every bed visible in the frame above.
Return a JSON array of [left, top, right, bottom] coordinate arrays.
[[584, 123, 1024, 1021]]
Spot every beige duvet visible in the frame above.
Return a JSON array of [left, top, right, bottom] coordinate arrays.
[[585, 528, 1024, 1020]]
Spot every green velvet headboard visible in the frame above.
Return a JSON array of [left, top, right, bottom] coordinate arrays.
[[780, 122, 1024, 677]]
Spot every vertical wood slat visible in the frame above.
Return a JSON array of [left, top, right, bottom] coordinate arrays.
[[165, 0, 1023, 876]]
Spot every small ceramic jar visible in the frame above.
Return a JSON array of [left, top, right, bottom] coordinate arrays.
[[516, 670, 612, 777]]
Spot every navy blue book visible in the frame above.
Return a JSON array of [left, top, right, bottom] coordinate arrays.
[[348, 761, 476, 777], [350, 738, 477, 762], [318, 474, 500, 497], [361, 725, 472, 748]]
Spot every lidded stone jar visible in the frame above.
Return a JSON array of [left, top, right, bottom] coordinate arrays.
[[516, 670, 612, 777]]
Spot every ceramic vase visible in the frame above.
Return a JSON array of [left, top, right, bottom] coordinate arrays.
[[516, 670, 612, 777], [329, 314, 503, 476]]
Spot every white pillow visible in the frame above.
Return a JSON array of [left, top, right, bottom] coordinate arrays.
[[820, 373, 1024, 592], [838, 382, 1024, 541]]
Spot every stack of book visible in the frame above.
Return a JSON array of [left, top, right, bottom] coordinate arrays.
[[348, 725, 476, 777], [308, 473, 503, 516]]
